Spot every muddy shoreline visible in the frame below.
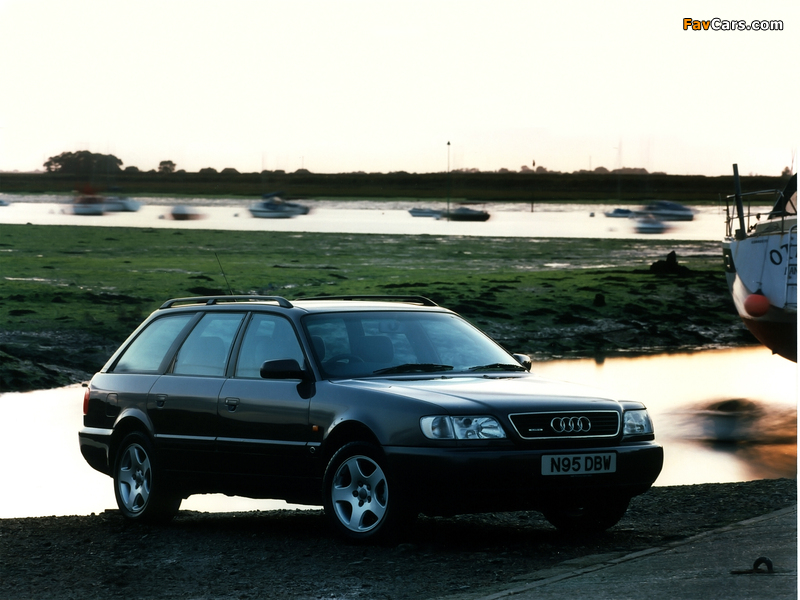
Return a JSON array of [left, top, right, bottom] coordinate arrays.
[[0, 479, 795, 600], [0, 269, 753, 394]]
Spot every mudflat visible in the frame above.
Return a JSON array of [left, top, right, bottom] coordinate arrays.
[[0, 479, 794, 600], [0, 224, 745, 392]]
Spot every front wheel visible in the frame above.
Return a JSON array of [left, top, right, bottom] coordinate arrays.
[[113, 432, 181, 523], [322, 442, 412, 542], [542, 494, 631, 533]]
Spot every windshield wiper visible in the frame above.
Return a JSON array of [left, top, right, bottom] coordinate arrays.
[[467, 363, 527, 372], [373, 363, 454, 375]]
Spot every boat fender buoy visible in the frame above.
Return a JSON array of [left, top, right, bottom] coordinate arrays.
[[744, 293, 770, 317]]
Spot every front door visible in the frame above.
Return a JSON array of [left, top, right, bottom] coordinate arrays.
[[217, 313, 313, 492]]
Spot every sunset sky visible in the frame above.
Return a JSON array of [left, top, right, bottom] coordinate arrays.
[[0, 0, 796, 176]]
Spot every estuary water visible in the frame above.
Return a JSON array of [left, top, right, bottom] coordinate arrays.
[[0, 347, 794, 519], [0, 193, 744, 241]]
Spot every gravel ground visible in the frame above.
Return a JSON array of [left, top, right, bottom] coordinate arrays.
[[0, 478, 795, 600]]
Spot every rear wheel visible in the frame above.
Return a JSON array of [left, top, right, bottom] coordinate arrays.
[[113, 432, 181, 523], [542, 494, 630, 533], [322, 442, 413, 542]]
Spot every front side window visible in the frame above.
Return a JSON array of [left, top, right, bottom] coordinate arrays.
[[173, 313, 245, 377], [113, 314, 194, 373], [235, 314, 305, 378]]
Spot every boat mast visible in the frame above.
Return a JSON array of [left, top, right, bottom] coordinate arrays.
[[732, 163, 747, 240]]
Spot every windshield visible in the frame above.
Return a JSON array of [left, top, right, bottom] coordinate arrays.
[[303, 310, 522, 379]]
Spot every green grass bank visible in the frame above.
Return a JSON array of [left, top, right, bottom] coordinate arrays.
[[0, 224, 750, 392]]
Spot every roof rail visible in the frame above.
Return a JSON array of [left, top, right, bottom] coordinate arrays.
[[160, 296, 294, 309], [295, 295, 438, 307]]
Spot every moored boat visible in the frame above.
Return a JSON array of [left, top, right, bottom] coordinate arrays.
[[722, 165, 796, 361], [634, 215, 668, 234], [409, 207, 442, 218], [170, 205, 204, 220], [249, 193, 309, 218], [103, 196, 142, 212], [604, 208, 634, 218], [635, 200, 695, 221], [72, 194, 106, 215], [444, 206, 490, 221]]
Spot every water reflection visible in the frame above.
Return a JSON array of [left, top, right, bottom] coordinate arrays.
[[531, 347, 797, 486], [0, 347, 795, 519], [676, 398, 796, 482], [0, 385, 306, 519]]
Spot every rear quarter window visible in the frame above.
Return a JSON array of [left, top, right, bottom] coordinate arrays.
[[113, 314, 194, 373]]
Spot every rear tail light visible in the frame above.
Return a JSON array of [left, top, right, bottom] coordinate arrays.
[[83, 385, 90, 415]]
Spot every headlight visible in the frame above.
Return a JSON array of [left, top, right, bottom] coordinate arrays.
[[623, 409, 654, 436], [420, 416, 507, 440]]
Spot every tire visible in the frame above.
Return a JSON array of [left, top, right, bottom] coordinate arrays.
[[113, 432, 181, 523], [322, 442, 412, 542], [542, 494, 630, 533]]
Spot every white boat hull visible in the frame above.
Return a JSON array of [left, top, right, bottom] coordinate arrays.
[[249, 197, 309, 218], [723, 218, 797, 361]]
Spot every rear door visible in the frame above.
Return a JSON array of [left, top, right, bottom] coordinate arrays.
[[147, 312, 245, 474]]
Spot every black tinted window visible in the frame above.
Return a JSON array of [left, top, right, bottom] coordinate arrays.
[[113, 314, 194, 373], [173, 313, 245, 377], [235, 314, 305, 378]]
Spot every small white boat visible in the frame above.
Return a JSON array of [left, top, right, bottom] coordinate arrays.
[[635, 200, 694, 221], [72, 194, 106, 216], [722, 165, 796, 361], [634, 215, 667, 233], [103, 197, 142, 212], [249, 193, 310, 218]]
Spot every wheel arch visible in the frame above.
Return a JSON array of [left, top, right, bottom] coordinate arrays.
[[109, 413, 153, 468], [320, 420, 382, 468]]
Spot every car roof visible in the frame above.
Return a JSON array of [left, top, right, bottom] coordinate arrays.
[[157, 295, 446, 314]]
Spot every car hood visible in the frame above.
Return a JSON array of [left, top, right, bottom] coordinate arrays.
[[329, 373, 626, 413]]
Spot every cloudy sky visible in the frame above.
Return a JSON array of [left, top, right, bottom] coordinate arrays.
[[0, 0, 796, 176]]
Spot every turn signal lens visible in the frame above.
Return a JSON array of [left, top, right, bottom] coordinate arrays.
[[420, 416, 454, 439]]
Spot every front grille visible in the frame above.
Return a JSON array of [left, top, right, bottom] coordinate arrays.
[[509, 410, 620, 440]]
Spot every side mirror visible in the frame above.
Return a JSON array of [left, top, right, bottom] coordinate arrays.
[[512, 353, 532, 371], [260, 358, 307, 380]]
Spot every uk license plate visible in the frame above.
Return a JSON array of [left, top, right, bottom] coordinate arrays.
[[542, 453, 616, 475]]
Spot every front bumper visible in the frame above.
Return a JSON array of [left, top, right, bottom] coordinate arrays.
[[384, 442, 664, 516]]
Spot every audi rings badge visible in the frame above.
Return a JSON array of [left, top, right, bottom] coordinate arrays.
[[550, 416, 592, 434]]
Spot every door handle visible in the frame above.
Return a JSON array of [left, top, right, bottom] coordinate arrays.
[[155, 394, 167, 408], [224, 397, 240, 412]]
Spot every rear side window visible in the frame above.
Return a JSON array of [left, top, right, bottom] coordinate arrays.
[[113, 314, 194, 373], [173, 313, 245, 377]]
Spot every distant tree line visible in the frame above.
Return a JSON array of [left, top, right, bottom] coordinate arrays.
[[44, 151, 181, 176], [44, 151, 123, 177], [7, 150, 789, 203]]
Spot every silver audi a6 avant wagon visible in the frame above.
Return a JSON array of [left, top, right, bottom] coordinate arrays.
[[79, 295, 663, 541]]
